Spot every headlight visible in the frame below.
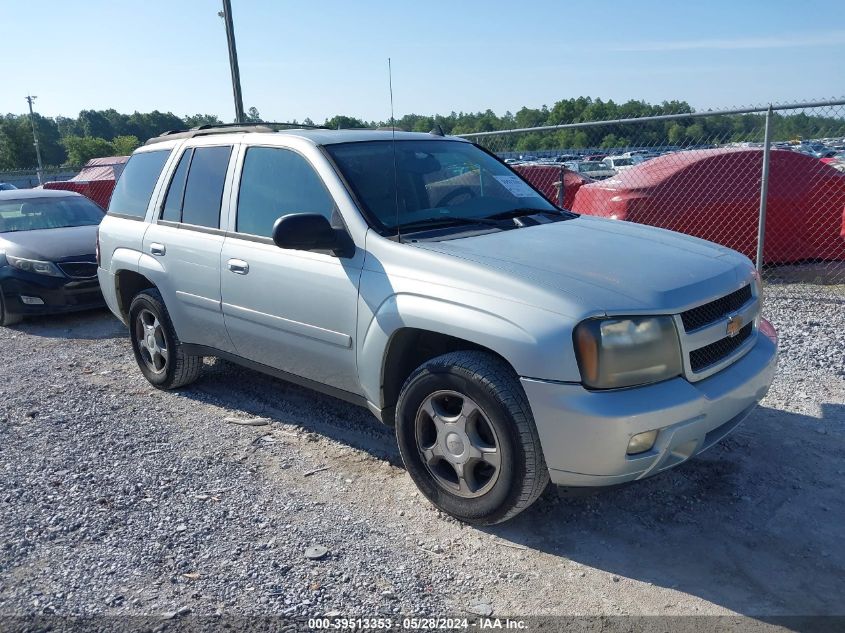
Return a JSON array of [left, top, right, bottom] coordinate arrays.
[[574, 316, 682, 389], [6, 254, 64, 278]]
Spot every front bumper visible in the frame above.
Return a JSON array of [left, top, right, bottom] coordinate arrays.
[[522, 321, 778, 487], [0, 270, 104, 317]]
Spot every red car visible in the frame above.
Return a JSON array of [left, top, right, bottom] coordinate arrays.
[[511, 164, 593, 209], [570, 148, 845, 264]]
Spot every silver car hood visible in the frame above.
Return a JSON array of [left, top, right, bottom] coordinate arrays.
[[411, 215, 751, 313]]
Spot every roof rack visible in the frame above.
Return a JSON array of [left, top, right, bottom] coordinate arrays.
[[144, 121, 330, 146]]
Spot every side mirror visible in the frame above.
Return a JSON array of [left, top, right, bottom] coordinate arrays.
[[271, 213, 349, 256]]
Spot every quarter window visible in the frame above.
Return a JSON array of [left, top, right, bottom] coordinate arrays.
[[180, 146, 232, 228], [108, 150, 170, 218], [236, 147, 334, 238], [161, 149, 192, 223]]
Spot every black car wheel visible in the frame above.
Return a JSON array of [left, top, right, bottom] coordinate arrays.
[[395, 351, 549, 525], [128, 288, 202, 389], [0, 288, 23, 326]]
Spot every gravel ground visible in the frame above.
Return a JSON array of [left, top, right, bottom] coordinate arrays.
[[0, 283, 843, 628]]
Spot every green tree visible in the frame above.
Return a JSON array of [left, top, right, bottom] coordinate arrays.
[[112, 135, 141, 155], [600, 133, 619, 149], [184, 114, 223, 128], [667, 123, 686, 145], [325, 115, 368, 129], [0, 115, 34, 169], [79, 110, 114, 139], [245, 107, 262, 123], [684, 123, 706, 143], [62, 136, 115, 165], [515, 133, 542, 151]]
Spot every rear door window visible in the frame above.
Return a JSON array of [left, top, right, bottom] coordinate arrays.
[[108, 149, 170, 218], [180, 146, 233, 228]]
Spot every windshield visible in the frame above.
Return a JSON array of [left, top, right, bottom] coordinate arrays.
[[325, 140, 556, 232], [610, 158, 634, 167], [0, 196, 104, 233]]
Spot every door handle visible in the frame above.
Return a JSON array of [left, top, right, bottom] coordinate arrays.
[[150, 243, 166, 256], [227, 259, 250, 275]]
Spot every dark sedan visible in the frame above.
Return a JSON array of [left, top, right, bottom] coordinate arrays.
[[0, 189, 105, 326]]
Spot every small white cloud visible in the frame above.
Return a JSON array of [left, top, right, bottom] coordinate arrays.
[[612, 30, 845, 52]]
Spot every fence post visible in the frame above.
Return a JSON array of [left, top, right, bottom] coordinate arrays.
[[556, 164, 565, 207], [755, 105, 773, 273]]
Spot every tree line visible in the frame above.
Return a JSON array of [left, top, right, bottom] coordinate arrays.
[[2, 97, 843, 169]]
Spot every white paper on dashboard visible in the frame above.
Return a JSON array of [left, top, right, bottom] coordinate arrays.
[[493, 175, 537, 198]]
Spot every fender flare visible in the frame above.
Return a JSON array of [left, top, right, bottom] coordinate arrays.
[[358, 292, 537, 407]]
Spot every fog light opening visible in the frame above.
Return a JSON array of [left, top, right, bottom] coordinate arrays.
[[20, 295, 45, 306], [627, 430, 658, 455]]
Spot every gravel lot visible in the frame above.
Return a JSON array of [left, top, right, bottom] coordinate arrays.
[[1, 282, 843, 628]]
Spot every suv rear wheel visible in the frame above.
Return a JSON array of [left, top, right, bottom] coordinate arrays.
[[128, 288, 202, 389], [395, 351, 549, 525]]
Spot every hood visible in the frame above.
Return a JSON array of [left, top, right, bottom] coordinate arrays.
[[411, 215, 751, 313], [0, 225, 99, 262]]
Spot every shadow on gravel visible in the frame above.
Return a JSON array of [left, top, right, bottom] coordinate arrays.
[[173, 357, 404, 466], [11, 308, 124, 340], [485, 403, 845, 620], [167, 351, 845, 621], [42, 310, 839, 620]]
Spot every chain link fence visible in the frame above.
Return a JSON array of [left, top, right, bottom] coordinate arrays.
[[1, 157, 129, 210], [461, 100, 845, 294], [0, 167, 78, 189]]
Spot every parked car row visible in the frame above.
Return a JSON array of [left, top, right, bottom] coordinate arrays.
[[505, 150, 665, 179], [1, 124, 779, 527]]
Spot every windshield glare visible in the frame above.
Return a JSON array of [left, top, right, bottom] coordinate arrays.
[[326, 140, 556, 231], [0, 196, 104, 233]]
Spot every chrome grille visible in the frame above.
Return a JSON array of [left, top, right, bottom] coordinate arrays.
[[681, 285, 752, 332], [689, 323, 753, 372], [58, 262, 98, 279]]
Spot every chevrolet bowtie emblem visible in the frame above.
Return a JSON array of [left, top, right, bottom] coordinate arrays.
[[726, 315, 743, 337]]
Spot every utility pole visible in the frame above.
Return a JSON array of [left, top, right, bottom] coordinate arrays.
[[25, 95, 45, 185], [219, 0, 245, 123]]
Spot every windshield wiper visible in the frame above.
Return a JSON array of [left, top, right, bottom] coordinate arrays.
[[483, 207, 570, 220], [399, 216, 504, 231]]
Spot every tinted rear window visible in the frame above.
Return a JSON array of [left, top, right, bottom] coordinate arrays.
[[181, 146, 232, 228], [108, 150, 170, 218]]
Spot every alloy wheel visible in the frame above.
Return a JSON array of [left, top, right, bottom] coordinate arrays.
[[414, 390, 502, 498], [135, 308, 168, 374]]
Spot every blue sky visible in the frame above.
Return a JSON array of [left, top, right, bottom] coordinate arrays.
[[2, 0, 843, 123]]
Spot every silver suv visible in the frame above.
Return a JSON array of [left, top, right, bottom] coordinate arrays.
[[98, 125, 778, 524]]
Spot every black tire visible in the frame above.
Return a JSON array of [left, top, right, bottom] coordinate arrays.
[[395, 350, 549, 525], [128, 288, 202, 389], [0, 288, 23, 326]]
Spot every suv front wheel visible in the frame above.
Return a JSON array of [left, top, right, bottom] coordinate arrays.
[[395, 351, 549, 525], [128, 288, 202, 389]]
